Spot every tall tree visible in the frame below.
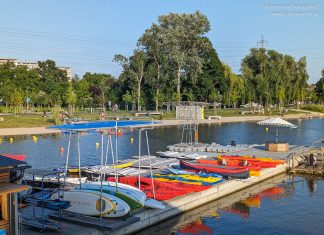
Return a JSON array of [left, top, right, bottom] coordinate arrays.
[[114, 49, 146, 111], [315, 68, 324, 102], [155, 11, 211, 102]]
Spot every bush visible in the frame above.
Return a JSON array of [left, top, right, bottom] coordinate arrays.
[[301, 104, 324, 113]]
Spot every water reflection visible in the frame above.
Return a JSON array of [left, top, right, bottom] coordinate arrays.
[[134, 174, 324, 235]]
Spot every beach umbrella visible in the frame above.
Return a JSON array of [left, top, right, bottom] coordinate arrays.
[[256, 117, 297, 143]]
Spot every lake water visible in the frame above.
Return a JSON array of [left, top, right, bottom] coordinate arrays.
[[0, 118, 323, 169], [135, 174, 324, 235], [1, 118, 323, 234]]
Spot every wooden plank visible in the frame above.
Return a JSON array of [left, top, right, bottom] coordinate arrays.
[[0, 184, 28, 195], [1, 195, 8, 221]]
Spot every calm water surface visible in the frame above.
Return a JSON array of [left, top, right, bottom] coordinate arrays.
[[1, 118, 323, 234], [136, 174, 324, 235], [0, 118, 323, 169]]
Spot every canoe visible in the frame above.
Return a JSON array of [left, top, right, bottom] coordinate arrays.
[[51, 190, 114, 216], [1, 154, 26, 161], [218, 156, 277, 168], [180, 160, 250, 179], [80, 184, 143, 210], [197, 159, 262, 171], [220, 156, 285, 166]]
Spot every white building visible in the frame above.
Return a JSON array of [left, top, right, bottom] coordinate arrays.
[[0, 58, 72, 80]]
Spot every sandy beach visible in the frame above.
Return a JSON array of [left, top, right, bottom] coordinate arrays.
[[0, 111, 322, 137]]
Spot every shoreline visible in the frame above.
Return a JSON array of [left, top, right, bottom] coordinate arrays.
[[0, 112, 322, 137]]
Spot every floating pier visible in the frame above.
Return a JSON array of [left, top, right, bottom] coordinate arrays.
[[112, 164, 287, 235]]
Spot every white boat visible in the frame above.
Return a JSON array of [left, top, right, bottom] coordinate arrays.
[[51, 190, 114, 216], [81, 183, 144, 209], [87, 181, 146, 206], [144, 198, 165, 210]]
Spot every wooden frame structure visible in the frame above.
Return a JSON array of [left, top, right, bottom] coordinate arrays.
[[0, 156, 30, 235]]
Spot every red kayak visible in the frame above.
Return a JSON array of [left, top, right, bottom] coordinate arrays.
[[1, 154, 26, 161], [108, 176, 210, 200], [197, 159, 262, 171], [180, 160, 250, 179], [220, 156, 278, 168]]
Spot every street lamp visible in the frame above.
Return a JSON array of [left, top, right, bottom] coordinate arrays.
[[26, 86, 29, 112]]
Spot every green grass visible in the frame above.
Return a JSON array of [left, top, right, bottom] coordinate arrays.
[[0, 115, 55, 128], [300, 104, 324, 113], [0, 108, 306, 128]]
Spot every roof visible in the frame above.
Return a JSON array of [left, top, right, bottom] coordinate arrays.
[[47, 120, 157, 131], [0, 155, 30, 169], [256, 117, 298, 128]]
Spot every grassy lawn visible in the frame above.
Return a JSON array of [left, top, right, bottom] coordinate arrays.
[[0, 115, 54, 128], [0, 108, 306, 128]]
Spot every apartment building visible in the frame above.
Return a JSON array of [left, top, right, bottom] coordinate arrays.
[[0, 58, 72, 80]]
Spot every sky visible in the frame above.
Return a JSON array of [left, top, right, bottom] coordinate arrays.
[[0, 0, 323, 83]]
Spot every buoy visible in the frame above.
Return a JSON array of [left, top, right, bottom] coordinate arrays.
[[96, 142, 100, 148], [60, 147, 64, 153], [130, 137, 134, 144], [9, 137, 13, 142], [265, 127, 269, 132]]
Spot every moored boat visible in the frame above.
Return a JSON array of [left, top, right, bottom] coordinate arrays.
[[180, 160, 250, 179]]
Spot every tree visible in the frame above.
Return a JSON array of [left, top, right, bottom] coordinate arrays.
[[138, 24, 168, 111], [73, 79, 91, 108], [122, 91, 132, 111], [154, 11, 211, 102], [10, 88, 23, 115], [223, 63, 243, 108], [66, 83, 77, 115], [114, 49, 146, 111], [315, 68, 324, 102]]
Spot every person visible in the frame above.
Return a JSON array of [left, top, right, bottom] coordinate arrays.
[[243, 160, 248, 166], [117, 128, 121, 133], [100, 111, 105, 120], [222, 158, 227, 166]]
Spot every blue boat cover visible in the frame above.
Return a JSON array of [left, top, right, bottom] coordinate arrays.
[[48, 120, 157, 131]]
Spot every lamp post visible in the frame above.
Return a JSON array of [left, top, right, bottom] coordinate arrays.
[[26, 86, 29, 112]]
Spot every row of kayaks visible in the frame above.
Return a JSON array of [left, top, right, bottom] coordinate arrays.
[[24, 155, 285, 218]]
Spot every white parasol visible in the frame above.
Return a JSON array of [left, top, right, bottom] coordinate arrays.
[[257, 117, 297, 143]]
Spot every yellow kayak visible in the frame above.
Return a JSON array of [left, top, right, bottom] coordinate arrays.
[[153, 174, 222, 185], [154, 177, 206, 185], [250, 170, 261, 177]]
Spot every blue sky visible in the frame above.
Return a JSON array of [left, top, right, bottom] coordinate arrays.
[[0, 0, 323, 83]]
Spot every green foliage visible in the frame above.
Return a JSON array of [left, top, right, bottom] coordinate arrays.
[[315, 69, 324, 101], [241, 48, 309, 106], [301, 104, 324, 113]]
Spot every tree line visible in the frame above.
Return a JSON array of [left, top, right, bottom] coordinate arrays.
[[0, 11, 323, 114]]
